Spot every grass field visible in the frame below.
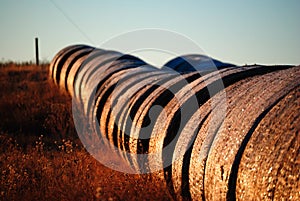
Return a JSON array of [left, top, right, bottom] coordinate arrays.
[[0, 63, 170, 200]]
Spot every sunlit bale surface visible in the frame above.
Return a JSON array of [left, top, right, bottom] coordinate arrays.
[[50, 45, 300, 201]]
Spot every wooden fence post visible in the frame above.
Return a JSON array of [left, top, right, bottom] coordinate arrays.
[[35, 37, 39, 66]]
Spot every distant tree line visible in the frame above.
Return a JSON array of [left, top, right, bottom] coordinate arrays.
[[0, 60, 50, 67]]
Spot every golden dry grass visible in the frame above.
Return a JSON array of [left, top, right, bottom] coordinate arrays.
[[0, 63, 170, 201]]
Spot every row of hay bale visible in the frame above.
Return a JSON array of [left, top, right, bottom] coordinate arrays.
[[50, 45, 299, 200]]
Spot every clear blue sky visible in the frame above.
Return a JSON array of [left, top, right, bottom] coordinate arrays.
[[0, 0, 299, 66]]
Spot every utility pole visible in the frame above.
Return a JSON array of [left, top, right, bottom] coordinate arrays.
[[35, 37, 39, 66]]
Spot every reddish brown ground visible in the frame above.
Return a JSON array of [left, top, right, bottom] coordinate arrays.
[[0, 63, 170, 201]]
